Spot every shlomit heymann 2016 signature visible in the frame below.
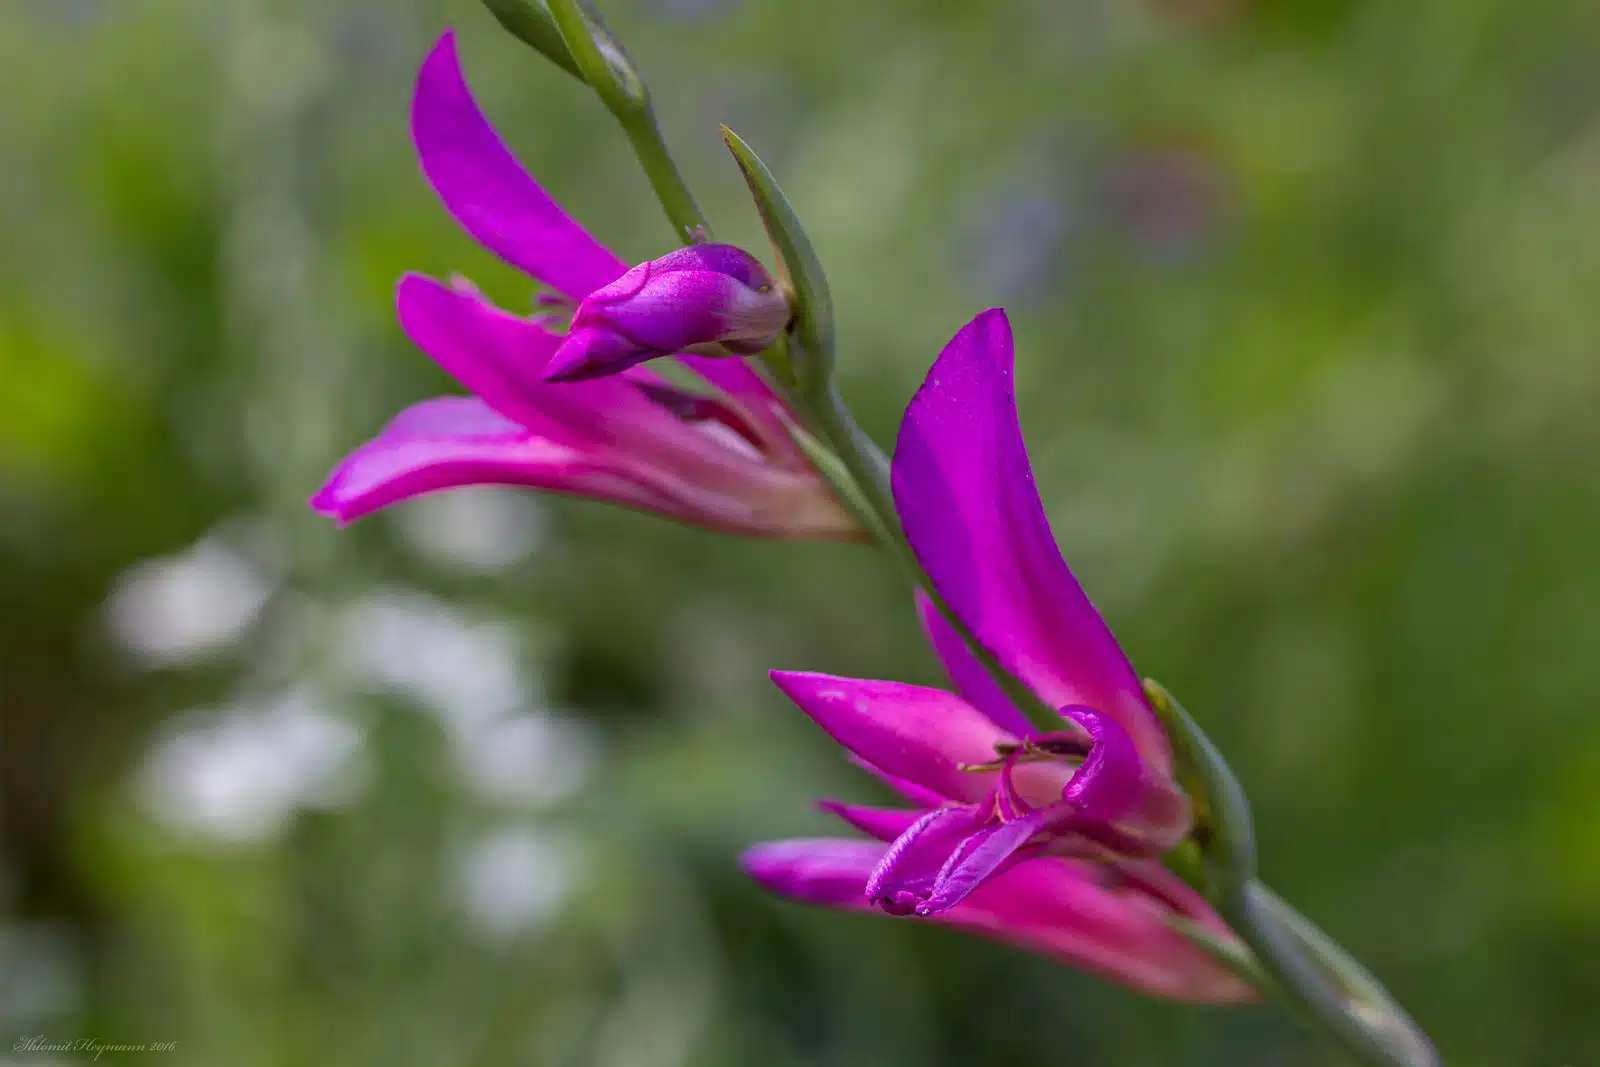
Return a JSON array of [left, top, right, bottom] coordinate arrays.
[[13, 1035, 178, 1060]]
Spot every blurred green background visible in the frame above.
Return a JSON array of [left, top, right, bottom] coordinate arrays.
[[4, 0, 1599, 1064]]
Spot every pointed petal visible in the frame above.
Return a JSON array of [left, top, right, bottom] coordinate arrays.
[[396, 274, 676, 439], [865, 805, 982, 914], [914, 591, 1035, 739], [412, 32, 626, 298], [846, 755, 948, 808], [310, 396, 672, 525], [917, 808, 1051, 915], [741, 839, 885, 907], [891, 309, 1170, 773], [770, 671, 1014, 802], [816, 800, 924, 842], [396, 273, 566, 432]]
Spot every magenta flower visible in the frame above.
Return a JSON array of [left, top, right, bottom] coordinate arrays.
[[544, 244, 791, 382], [746, 309, 1199, 938], [311, 33, 856, 541]]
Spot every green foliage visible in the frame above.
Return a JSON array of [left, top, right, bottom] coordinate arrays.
[[3, 0, 1599, 1065]]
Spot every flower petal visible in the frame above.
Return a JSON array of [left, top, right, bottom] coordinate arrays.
[[891, 309, 1170, 773], [412, 32, 626, 299], [816, 800, 924, 842], [914, 590, 1035, 739], [845, 755, 949, 808], [741, 838, 885, 908], [1059, 706, 1144, 823], [770, 671, 1014, 802], [309, 396, 672, 525], [397, 274, 682, 440], [917, 807, 1053, 915], [865, 806, 982, 914], [958, 858, 1255, 1003], [1055, 707, 1191, 849]]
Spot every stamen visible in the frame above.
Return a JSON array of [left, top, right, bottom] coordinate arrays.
[[1033, 733, 1094, 758], [994, 751, 1034, 822], [959, 736, 1090, 774]]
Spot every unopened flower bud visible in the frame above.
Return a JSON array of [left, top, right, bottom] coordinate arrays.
[[543, 244, 790, 382]]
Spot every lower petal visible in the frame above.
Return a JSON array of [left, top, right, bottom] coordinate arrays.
[[740, 839, 884, 907], [310, 396, 671, 525], [865, 805, 982, 915], [741, 841, 1254, 1004], [917, 807, 1052, 915]]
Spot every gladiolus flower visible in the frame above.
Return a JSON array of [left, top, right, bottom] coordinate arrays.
[[311, 33, 856, 541], [748, 308, 1197, 927]]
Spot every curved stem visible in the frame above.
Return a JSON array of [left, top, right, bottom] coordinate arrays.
[[1152, 683, 1439, 1067], [545, 0, 709, 244], [1243, 883, 1442, 1067]]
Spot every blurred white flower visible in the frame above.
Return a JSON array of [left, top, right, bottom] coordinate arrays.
[[103, 524, 279, 666], [456, 829, 580, 938], [396, 487, 548, 571], [138, 689, 362, 841]]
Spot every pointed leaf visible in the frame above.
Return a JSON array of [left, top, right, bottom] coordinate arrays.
[[721, 126, 834, 393]]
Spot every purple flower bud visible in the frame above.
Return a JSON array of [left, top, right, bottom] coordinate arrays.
[[543, 244, 791, 382]]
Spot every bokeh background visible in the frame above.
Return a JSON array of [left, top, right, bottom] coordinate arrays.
[[4, 0, 1599, 1064]]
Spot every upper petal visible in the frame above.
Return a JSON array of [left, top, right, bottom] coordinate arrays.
[[396, 273, 564, 432], [770, 671, 1014, 802], [397, 274, 684, 443], [891, 309, 1170, 774], [412, 32, 627, 298]]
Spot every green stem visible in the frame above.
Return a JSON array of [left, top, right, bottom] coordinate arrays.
[[806, 382, 898, 544], [544, 0, 709, 244], [626, 120, 711, 244], [1151, 683, 1438, 1067], [1239, 883, 1442, 1067]]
